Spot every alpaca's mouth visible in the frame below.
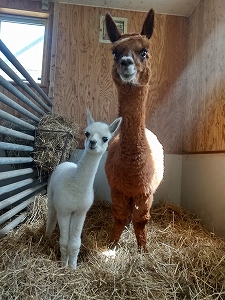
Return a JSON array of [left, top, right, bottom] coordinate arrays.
[[89, 145, 97, 150], [120, 72, 136, 82]]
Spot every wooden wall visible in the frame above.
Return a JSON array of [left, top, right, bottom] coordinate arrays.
[[1, 0, 224, 154], [53, 4, 188, 153], [183, 0, 225, 152]]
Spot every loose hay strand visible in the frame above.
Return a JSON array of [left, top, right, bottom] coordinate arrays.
[[0, 196, 224, 300]]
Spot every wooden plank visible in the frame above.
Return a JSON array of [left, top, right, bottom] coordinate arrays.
[[183, 0, 225, 152]]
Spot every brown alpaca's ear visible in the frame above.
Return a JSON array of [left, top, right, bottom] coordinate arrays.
[[141, 9, 155, 39], [105, 13, 122, 43]]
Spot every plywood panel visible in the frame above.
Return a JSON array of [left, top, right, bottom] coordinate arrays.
[[183, 0, 225, 152], [147, 14, 188, 153], [53, 5, 117, 129], [53, 4, 189, 153]]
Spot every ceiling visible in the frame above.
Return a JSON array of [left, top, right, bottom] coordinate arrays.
[[53, 0, 200, 16]]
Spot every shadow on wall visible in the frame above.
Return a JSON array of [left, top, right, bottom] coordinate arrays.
[[181, 153, 225, 239]]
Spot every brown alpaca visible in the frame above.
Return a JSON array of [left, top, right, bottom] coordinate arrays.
[[105, 9, 164, 252]]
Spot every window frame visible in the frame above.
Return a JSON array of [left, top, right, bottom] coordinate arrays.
[[99, 16, 128, 43], [0, 10, 51, 87]]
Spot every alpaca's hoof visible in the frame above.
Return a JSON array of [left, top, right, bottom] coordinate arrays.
[[45, 233, 51, 239], [138, 245, 148, 253], [108, 241, 119, 251], [61, 257, 69, 268], [110, 244, 118, 252], [69, 263, 77, 269], [61, 261, 68, 268]]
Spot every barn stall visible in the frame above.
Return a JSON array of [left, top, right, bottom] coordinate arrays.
[[0, 0, 224, 299]]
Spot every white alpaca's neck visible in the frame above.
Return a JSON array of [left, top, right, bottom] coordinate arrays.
[[74, 150, 102, 187]]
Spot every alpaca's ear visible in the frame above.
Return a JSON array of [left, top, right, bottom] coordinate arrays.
[[141, 9, 154, 39], [105, 13, 122, 43], [109, 117, 122, 136], [86, 108, 95, 125]]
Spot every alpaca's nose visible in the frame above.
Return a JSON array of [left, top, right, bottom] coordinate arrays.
[[120, 56, 134, 67], [89, 140, 97, 148]]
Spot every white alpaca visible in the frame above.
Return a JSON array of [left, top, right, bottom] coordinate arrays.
[[46, 109, 122, 269]]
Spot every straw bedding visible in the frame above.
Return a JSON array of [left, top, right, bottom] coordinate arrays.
[[0, 196, 224, 300]]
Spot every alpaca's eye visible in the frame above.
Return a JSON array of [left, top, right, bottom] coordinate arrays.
[[85, 131, 90, 138], [140, 49, 148, 59], [113, 51, 118, 60], [102, 137, 108, 143]]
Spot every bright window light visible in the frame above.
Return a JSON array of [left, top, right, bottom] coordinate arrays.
[[0, 15, 46, 84]]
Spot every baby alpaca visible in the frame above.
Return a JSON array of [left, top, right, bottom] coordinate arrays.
[[46, 109, 122, 268]]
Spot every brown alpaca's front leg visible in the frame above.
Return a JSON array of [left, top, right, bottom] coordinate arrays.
[[110, 190, 131, 249], [110, 218, 127, 249], [132, 193, 153, 252], [132, 221, 148, 252]]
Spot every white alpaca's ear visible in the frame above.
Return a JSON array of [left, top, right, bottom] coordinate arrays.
[[86, 108, 95, 125], [109, 117, 122, 136]]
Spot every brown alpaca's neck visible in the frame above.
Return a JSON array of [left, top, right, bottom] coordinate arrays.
[[117, 84, 149, 149]]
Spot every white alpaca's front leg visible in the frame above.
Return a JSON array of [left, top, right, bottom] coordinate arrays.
[[68, 212, 87, 269], [57, 214, 71, 267]]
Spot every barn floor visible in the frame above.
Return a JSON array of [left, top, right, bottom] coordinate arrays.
[[0, 196, 224, 300]]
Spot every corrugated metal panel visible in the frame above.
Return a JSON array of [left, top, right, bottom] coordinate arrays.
[[0, 40, 52, 238]]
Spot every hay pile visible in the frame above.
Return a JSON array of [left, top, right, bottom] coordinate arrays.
[[1, 114, 80, 172], [33, 114, 80, 173], [0, 196, 224, 300]]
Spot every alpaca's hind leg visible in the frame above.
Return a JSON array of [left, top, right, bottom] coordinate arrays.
[[46, 192, 57, 238], [132, 194, 153, 252], [68, 212, 87, 269], [57, 214, 71, 267], [110, 190, 131, 249]]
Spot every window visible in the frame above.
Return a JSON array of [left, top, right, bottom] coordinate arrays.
[[0, 14, 47, 84], [99, 16, 128, 43]]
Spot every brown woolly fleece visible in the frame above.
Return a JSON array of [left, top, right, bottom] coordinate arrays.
[[105, 9, 164, 251]]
